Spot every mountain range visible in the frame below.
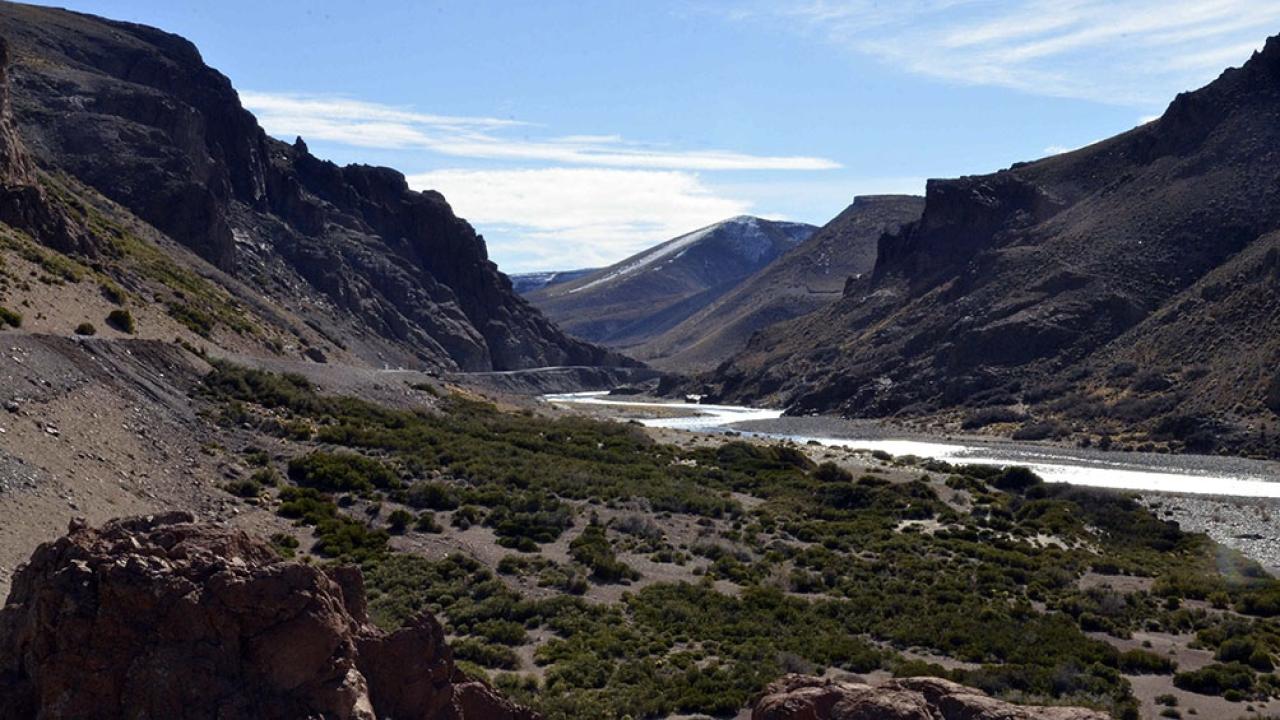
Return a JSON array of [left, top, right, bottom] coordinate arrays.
[[525, 216, 816, 353], [637, 195, 923, 371], [701, 36, 1280, 457]]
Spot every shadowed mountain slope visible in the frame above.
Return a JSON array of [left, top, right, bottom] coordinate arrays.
[[527, 216, 815, 352], [0, 1, 626, 372], [705, 36, 1280, 456], [637, 195, 923, 372]]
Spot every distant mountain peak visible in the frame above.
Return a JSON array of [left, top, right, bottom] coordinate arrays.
[[525, 216, 817, 348]]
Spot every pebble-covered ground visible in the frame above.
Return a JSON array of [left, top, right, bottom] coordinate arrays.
[[1143, 493, 1280, 573]]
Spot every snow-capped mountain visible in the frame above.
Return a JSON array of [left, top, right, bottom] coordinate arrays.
[[525, 216, 816, 349]]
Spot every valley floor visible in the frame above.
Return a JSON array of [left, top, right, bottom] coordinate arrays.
[[4, 333, 1280, 719]]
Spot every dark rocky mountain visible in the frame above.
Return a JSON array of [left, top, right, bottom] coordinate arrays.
[[639, 195, 923, 371], [0, 2, 626, 372], [526, 216, 816, 350], [704, 35, 1280, 456], [509, 268, 596, 295], [0, 513, 538, 720]]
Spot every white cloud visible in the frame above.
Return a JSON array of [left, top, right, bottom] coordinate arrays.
[[736, 0, 1280, 105], [242, 92, 840, 171], [406, 168, 755, 272]]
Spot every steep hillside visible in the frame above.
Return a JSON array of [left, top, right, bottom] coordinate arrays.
[[706, 35, 1280, 457], [0, 2, 625, 372], [527, 216, 815, 349], [509, 268, 596, 295], [638, 195, 922, 371]]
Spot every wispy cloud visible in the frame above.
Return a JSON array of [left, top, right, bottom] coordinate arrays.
[[406, 168, 756, 272], [733, 0, 1280, 105], [241, 92, 840, 171]]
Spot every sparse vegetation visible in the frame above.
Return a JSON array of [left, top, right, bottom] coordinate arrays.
[[201, 362, 1280, 719]]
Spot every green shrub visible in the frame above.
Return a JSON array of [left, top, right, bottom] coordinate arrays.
[[0, 306, 21, 328], [269, 533, 300, 559], [387, 509, 414, 534], [74, 322, 96, 336], [1173, 662, 1256, 697], [569, 523, 639, 583], [106, 308, 134, 333], [1118, 648, 1176, 674], [100, 281, 126, 305], [222, 477, 263, 498], [415, 511, 443, 533], [288, 451, 399, 493], [406, 481, 460, 510], [168, 302, 214, 337]]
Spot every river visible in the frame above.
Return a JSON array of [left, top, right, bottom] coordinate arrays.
[[545, 392, 1280, 499]]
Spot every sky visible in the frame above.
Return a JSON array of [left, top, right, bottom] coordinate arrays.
[[28, 1, 1280, 273]]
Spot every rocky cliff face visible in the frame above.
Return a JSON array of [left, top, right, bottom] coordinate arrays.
[[0, 33, 83, 256], [707, 34, 1280, 455], [0, 3, 625, 372], [752, 676, 1108, 720], [0, 513, 538, 720]]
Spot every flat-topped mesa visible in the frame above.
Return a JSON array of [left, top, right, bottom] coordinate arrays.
[[0, 513, 539, 720]]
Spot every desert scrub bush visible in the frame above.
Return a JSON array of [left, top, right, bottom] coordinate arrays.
[[269, 532, 300, 559], [414, 511, 443, 533], [100, 280, 126, 305], [0, 305, 21, 328], [569, 522, 639, 583], [74, 322, 96, 336], [1173, 662, 1258, 698], [452, 639, 519, 669], [168, 302, 215, 337], [106, 308, 134, 333], [386, 508, 413, 534], [275, 486, 388, 561], [287, 450, 399, 493], [1117, 648, 1177, 674], [404, 481, 459, 510], [222, 477, 263, 498]]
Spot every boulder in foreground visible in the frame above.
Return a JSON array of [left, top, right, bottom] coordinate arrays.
[[0, 512, 537, 720]]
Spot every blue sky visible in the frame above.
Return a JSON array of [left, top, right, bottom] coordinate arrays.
[[30, 0, 1280, 272]]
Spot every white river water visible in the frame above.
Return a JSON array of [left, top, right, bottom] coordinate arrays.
[[545, 392, 1280, 499]]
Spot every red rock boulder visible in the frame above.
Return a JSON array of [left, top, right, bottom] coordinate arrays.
[[753, 675, 1111, 720], [0, 513, 537, 720]]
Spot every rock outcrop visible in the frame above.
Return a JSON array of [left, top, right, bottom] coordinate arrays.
[[753, 675, 1109, 720], [0, 3, 627, 372], [0, 513, 538, 720], [0, 33, 83, 255]]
